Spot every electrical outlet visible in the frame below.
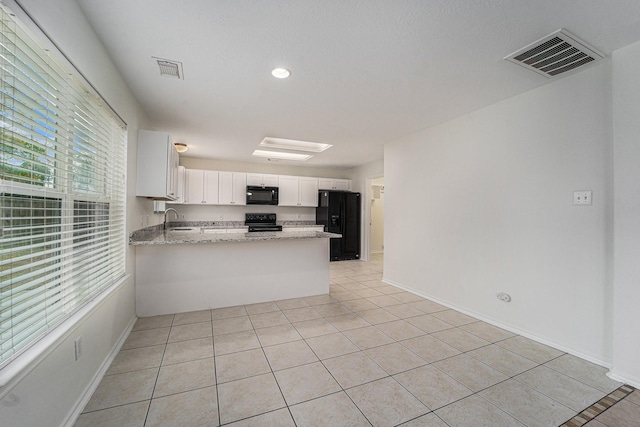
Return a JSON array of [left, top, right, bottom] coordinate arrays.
[[573, 191, 592, 206], [74, 336, 83, 361], [218, 215, 224, 220]]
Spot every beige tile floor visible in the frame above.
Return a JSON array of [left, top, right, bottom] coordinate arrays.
[[75, 254, 639, 426]]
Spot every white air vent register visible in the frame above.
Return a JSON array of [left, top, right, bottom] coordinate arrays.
[[504, 29, 604, 78], [155, 57, 184, 79]]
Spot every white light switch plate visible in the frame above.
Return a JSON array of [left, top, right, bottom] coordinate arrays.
[[573, 191, 592, 205]]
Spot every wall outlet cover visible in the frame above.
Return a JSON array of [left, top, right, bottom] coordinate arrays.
[[573, 191, 592, 205]]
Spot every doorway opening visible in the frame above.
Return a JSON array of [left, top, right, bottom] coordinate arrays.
[[368, 177, 384, 261]]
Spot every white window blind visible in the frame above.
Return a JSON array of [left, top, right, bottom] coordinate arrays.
[[0, 5, 126, 367]]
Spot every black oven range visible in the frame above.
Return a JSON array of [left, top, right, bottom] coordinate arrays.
[[245, 213, 283, 232]]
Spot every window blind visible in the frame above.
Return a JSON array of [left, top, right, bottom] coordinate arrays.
[[0, 5, 126, 367]]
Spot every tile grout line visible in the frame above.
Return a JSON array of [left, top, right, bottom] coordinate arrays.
[[559, 384, 636, 427], [143, 313, 174, 427], [208, 318, 221, 427]]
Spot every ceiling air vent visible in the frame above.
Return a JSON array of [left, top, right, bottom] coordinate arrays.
[[154, 57, 183, 79], [504, 29, 604, 78]]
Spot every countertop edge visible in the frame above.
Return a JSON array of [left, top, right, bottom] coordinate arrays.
[[130, 231, 342, 246]]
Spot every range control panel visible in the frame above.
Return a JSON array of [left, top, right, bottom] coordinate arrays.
[[245, 213, 276, 224]]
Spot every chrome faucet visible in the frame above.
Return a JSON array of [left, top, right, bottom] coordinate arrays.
[[163, 208, 179, 229]]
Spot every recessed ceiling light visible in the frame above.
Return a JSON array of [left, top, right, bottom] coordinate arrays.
[[271, 67, 291, 79], [252, 150, 312, 161], [260, 137, 331, 153]]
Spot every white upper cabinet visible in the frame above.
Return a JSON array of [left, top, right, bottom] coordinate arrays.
[[299, 177, 319, 206], [185, 169, 219, 204], [167, 166, 186, 204], [218, 172, 247, 205], [278, 176, 319, 207], [136, 129, 179, 200], [277, 176, 299, 206], [318, 178, 351, 191], [246, 173, 279, 187], [179, 168, 349, 207]]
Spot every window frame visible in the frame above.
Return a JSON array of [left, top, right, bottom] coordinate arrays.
[[0, 1, 128, 377]]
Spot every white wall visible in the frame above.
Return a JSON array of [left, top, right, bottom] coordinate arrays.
[[0, 0, 149, 425], [347, 159, 384, 196], [385, 62, 612, 364], [181, 157, 350, 179], [610, 40, 640, 386]]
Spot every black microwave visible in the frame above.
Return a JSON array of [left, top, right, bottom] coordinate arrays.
[[246, 186, 279, 205]]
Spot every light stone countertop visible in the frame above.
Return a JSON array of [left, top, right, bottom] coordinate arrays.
[[129, 224, 340, 246]]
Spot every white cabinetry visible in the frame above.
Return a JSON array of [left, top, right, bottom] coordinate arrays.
[[318, 178, 351, 191], [185, 169, 219, 204], [300, 177, 319, 206], [219, 172, 247, 205], [246, 173, 279, 187], [202, 227, 248, 234], [278, 176, 319, 207], [283, 225, 325, 232], [167, 166, 185, 204], [136, 129, 179, 200]]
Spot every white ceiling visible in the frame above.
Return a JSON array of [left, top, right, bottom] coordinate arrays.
[[76, 0, 640, 169]]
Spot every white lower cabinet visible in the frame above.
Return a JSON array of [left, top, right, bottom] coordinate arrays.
[[283, 225, 324, 232], [185, 169, 219, 204], [202, 228, 227, 234], [278, 176, 318, 207], [226, 228, 248, 233], [202, 228, 247, 234]]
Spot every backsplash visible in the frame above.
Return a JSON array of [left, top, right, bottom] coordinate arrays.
[[165, 204, 316, 222]]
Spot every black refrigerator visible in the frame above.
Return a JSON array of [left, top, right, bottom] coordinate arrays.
[[316, 191, 361, 261]]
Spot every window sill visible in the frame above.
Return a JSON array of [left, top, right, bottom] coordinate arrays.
[[0, 274, 131, 396]]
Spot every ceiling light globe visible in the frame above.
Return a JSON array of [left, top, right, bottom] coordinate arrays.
[[174, 143, 188, 153], [271, 68, 291, 79]]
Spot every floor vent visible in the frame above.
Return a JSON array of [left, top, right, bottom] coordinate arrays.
[[154, 58, 183, 79], [504, 29, 604, 78]]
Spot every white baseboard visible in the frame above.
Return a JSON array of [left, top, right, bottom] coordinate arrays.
[[607, 370, 640, 389], [62, 315, 137, 427], [382, 277, 611, 369]]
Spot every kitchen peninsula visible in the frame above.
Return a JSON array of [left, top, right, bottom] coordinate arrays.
[[130, 224, 341, 316]]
